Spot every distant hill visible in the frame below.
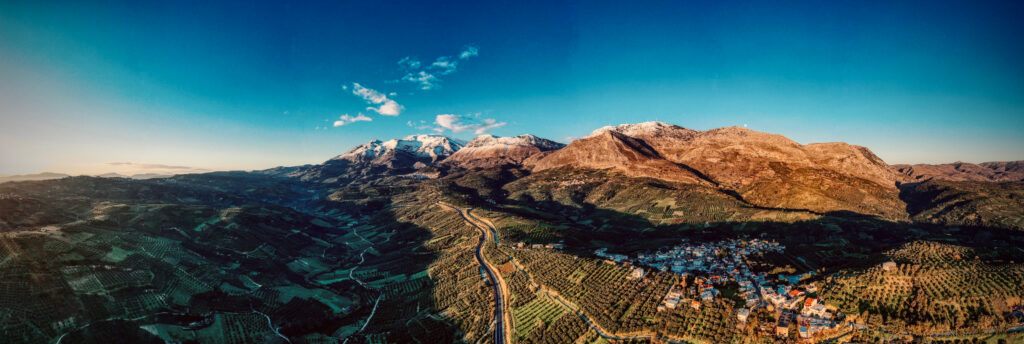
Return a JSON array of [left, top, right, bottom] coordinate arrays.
[[0, 172, 69, 183], [892, 161, 1024, 182], [900, 179, 1024, 230]]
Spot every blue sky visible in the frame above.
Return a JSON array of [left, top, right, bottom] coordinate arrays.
[[1, 1, 1023, 175]]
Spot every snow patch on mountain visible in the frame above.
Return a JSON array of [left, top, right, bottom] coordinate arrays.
[[586, 121, 692, 138], [334, 134, 466, 161], [460, 134, 565, 152]]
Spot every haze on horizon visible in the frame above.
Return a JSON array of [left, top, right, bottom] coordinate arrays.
[[2, 1, 1023, 176]]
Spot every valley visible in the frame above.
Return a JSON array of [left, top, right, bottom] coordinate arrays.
[[1, 122, 1022, 344]]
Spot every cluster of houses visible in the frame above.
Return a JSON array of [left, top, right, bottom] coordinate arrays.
[[598, 239, 841, 340], [599, 239, 783, 278], [515, 241, 565, 250], [764, 284, 837, 339], [657, 286, 689, 311], [629, 239, 783, 278], [609, 239, 784, 308]]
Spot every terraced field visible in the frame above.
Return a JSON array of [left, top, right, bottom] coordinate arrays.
[[512, 294, 568, 339], [821, 241, 1024, 336]]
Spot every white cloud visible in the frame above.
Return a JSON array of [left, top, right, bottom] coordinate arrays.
[[333, 113, 373, 127], [433, 114, 506, 135], [398, 56, 421, 69], [398, 45, 478, 90], [351, 83, 404, 116], [459, 45, 479, 60], [430, 56, 458, 75], [402, 71, 440, 90], [407, 119, 433, 130]]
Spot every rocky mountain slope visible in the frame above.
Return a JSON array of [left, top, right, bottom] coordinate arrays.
[[588, 122, 895, 189], [531, 130, 711, 185], [892, 161, 1024, 182], [440, 134, 563, 170], [533, 122, 904, 217]]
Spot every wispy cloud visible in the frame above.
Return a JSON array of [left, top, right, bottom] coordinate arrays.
[[407, 119, 433, 130], [351, 83, 403, 116], [459, 45, 479, 60], [433, 114, 506, 135], [333, 113, 373, 127], [107, 162, 196, 170], [397, 56, 421, 69], [402, 71, 440, 90], [399, 45, 479, 90], [430, 56, 458, 75]]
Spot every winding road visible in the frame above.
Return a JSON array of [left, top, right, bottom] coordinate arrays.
[[461, 206, 698, 344], [439, 203, 510, 344]]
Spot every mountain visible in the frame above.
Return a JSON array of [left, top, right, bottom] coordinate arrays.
[[592, 122, 895, 188], [0, 172, 70, 183], [532, 130, 712, 185], [275, 134, 465, 184], [587, 121, 700, 142], [247, 122, 1007, 221], [333, 134, 464, 166], [533, 122, 904, 217], [892, 161, 1024, 182], [440, 134, 564, 170]]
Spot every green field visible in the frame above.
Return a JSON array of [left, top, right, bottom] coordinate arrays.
[[512, 294, 569, 339]]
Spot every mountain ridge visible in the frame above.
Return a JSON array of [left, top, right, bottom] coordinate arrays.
[[440, 134, 564, 170], [892, 161, 1024, 182]]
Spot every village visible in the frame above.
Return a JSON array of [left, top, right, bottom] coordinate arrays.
[[594, 239, 841, 340]]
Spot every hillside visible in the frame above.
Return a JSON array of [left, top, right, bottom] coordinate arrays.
[[533, 122, 904, 218], [900, 179, 1024, 230], [892, 161, 1024, 182], [532, 130, 711, 185]]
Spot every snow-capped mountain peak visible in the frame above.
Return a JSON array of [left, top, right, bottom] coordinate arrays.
[[334, 134, 466, 162], [462, 134, 564, 150], [586, 121, 692, 138]]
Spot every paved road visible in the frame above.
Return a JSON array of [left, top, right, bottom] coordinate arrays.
[[461, 207, 695, 344], [440, 203, 509, 344]]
